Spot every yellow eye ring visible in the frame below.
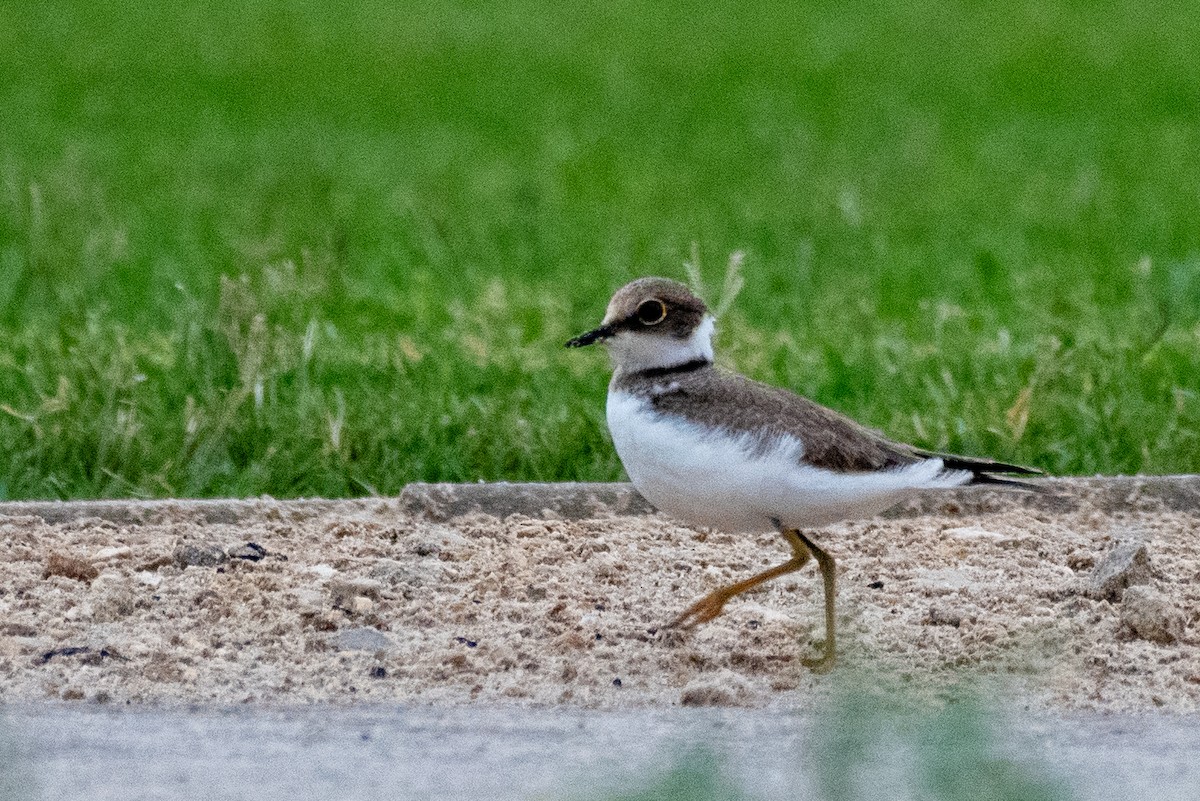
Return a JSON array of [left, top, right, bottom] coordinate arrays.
[[637, 299, 667, 325]]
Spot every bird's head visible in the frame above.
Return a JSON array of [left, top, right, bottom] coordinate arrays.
[[565, 277, 714, 373]]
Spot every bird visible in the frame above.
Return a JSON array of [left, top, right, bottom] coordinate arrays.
[[565, 276, 1040, 672]]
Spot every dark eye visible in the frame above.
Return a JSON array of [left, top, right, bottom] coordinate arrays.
[[636, 299, 667, 325]]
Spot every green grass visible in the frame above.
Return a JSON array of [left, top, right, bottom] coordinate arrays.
[[1, 0, 1198, 499]]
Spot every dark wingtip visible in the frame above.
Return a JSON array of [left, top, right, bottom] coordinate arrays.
[[918, 450, 1044, 477], [967, 473, 1047, 491], [919, 449, 1047, 491]]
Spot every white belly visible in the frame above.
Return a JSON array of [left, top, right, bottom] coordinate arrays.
[[606, 391, 970, 533]]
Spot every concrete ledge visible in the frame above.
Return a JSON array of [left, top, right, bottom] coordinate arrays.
[[881, 474, 1200, 517], [400, 476, 1200, 521], [0, 497, 398, 526], [0, 476, 1198, 525], [398, 481, 656, 521]]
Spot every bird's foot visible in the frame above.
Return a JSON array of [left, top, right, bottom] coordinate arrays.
[[801, 642, 835, 674], [667, 592, 729, 630]]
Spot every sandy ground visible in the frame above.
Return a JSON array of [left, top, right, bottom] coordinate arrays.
[[1, 481, 1198, 711]]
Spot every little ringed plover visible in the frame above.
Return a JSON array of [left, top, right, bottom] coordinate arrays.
[[566, 276, 1040, 672]]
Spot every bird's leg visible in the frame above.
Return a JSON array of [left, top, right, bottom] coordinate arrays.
[[669, 529, 811, 629], [793, 530, 837, 673]]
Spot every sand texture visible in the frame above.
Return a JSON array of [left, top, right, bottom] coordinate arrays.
[[1, 479, 1198, 710]]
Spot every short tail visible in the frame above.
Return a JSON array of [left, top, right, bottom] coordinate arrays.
[[917, 450, 1044, 490]]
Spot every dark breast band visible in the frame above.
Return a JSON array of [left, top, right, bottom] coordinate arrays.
[[632, 358, 712, 379]]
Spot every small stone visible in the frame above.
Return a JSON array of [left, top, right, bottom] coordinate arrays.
[[43, 552, 99, 583], [927, 606, 964, 628], [64, 605, 89, 621], [228, 542, 268, 561], [329, 578, 384, 609], [350, 596, 375, 615], [1087, 540, 1152, 601], [329, 627, 392, 652], [136, 571, 163, 587], [1120, 586, 1185, 644], [92, 546, 133, 562], [172, 542, 228, 569], [1067, 551, 1095, 571]]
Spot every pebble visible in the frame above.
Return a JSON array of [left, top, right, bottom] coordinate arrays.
[[1087, 540, 1151, 602], [172, 542, 228, 569], [227, 542, 268, 561], [328, 578, 384, 613], [329, 627, 393, 652], [1120, 586, 1185, 644], [927, 606, 965, 628], [92, 546, 133, 562], [136, 571, 163, 587]]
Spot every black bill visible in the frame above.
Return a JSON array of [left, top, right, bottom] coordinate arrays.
[[564, 323, 616, 348]]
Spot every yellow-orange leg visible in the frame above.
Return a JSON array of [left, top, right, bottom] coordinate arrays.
[[669, 529, 811, 629], [668, 527, 838, 673], [794, 530, 837, 674]]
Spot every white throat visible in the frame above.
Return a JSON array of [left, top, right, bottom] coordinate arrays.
[[606, 314, 715, 375]]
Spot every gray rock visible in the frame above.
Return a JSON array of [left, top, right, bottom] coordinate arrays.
[[1087, 539, 1151, 602], [1120, 586, 1186, 644], [329, 627, 393, 653], [172, 542, 228, 569]]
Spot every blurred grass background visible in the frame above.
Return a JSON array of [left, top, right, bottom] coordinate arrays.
[[1, 0, 1198, 499]]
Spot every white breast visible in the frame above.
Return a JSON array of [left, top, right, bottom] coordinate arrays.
[[605, 390, 971, 533]]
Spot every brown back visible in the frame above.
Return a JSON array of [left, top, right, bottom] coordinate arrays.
[[614, 365, 920, 473]]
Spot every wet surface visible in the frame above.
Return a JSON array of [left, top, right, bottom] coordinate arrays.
[[3, 704, 1199, 800]]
